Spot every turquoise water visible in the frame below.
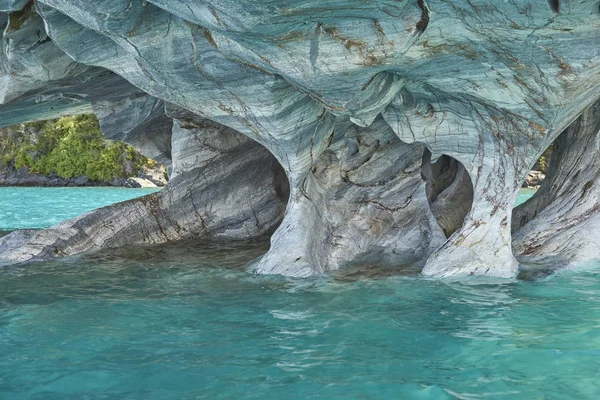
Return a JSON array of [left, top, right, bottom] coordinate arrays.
[[0, 187, 160, 231], [515, 188, 537, 206], [2, 188, 600, 399]]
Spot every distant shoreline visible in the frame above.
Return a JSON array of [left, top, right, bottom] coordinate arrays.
[[0, 166, 167, 188]]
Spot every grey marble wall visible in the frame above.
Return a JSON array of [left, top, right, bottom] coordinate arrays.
[[0, 1, 599, 278]]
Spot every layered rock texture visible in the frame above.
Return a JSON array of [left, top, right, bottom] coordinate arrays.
[[0, 0, 599, 278]]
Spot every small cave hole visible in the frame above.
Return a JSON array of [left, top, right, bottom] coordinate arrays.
[[421, 149, 474, 238], [512, 122, 569, 232], [248, 142, 290, 237], [416, 0, 430, 33], [514, 143, 552, 213], [272, 159, 291, 205], [548, 0, 560, 13]]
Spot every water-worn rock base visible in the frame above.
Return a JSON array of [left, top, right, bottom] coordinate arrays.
[[254, 118, 446, 277]]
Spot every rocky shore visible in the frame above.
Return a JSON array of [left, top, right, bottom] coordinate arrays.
[[0, 164, 167, 188], [522, 171, 545, 189]]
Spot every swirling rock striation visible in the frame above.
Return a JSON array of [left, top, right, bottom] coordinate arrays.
[[0, 0, 599, 278], [0, 108, 288, 263]]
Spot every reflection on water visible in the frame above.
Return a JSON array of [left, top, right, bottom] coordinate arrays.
[[1, 238, 600, 399]]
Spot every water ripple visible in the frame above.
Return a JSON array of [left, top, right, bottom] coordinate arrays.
[[1, 240, 600, 398]]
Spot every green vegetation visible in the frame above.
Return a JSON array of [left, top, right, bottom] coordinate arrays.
[[537, 146, 552, 174], [0, 115, 149, 182]]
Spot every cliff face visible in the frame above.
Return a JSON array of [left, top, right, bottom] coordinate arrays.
[[0, 0, 599, 278]]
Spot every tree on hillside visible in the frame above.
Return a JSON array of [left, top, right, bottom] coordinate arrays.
[[0, 115, 150, 182]]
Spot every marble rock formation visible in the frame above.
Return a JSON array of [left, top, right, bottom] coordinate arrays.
[[513, 100, 600, 270], [0, 0, 599, 278], [0, 107, 288, 263]]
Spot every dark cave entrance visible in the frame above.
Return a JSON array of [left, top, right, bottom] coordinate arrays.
[[421, 149, 474, 239]]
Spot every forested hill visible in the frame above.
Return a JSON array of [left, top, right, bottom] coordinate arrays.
[[0, 115, 166, 187]]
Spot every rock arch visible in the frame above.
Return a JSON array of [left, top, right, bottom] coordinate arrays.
[[0, 0, 599, 278], [0, 108, 289, 264], [513, 98, 600, 271]]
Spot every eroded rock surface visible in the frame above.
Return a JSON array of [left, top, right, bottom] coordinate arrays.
[[0, 110, 288, 263], [255, 118, 446, 277], [0, 0, 599, 278], [513, 99, 600, 269]]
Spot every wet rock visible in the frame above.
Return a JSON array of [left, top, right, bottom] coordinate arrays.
[[71, 175, 89, 186], [108, 177, 127, 187]]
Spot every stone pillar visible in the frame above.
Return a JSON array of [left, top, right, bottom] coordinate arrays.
[[254, 117, 446, 277], [384, 86, 545, 278]]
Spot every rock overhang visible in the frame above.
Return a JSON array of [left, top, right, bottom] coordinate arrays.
[[0, 0, 598, 278]]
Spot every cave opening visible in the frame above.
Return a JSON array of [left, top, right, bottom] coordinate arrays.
[[512, 99, 598, 232], [0, 114, 167, 233], [253, 148, 290, 237], [0, 113, 292, 264], [0, 114, 168, 188], [272, 159, 290, 208], [515, 143, 552, 210], [421, 149, 474, 239], [512, 98, 600, 276]]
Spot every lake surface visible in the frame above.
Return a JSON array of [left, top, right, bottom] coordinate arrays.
[[515, 187, 537, 207], [0, 187, 161, 231], [1, 188, 599, 399]]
